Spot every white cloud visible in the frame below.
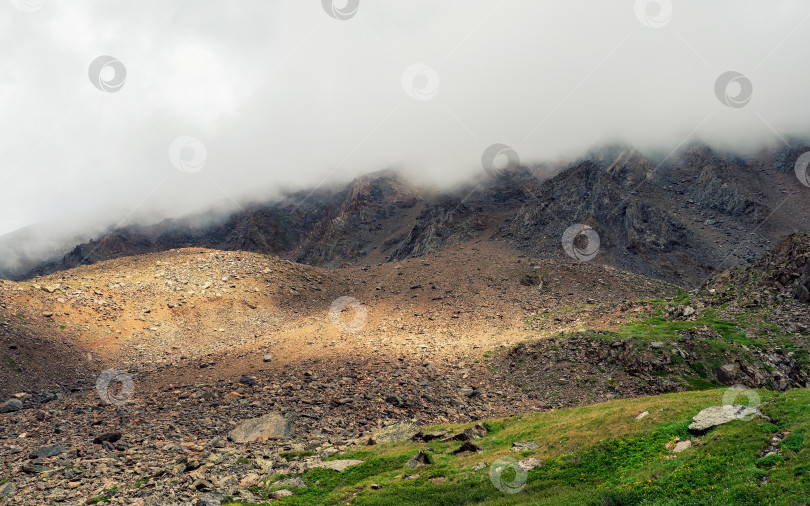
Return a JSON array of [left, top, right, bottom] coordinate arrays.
[[1, 0, 809, 238]]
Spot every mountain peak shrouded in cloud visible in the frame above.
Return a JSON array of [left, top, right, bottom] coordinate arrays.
[[2, 1, 809, 253], [8, 141, 810, 285]]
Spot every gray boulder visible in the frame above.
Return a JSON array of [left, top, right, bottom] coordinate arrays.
[[688, 404, 761, 433], [716, 364, 741, 385], [0, 481, 16, 498], [196, 493, 222, 506], [276, 476, 307, 489], [29, 443, 66, 459], [406, 450, 432, 469], [512, 441, 540, 452], [518, 458, 542, 472]]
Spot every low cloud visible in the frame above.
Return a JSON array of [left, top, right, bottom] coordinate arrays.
[[1, 0, 808, 252]]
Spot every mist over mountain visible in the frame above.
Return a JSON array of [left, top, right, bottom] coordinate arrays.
[[3, 0, 810, 266], [9, 141, 810, 288]]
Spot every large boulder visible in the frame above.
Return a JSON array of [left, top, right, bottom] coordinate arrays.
[[688, 404, 762, 433], [227, 412, 295, 443], [0, 481, 16, 498], [29, 443, 66, 459]]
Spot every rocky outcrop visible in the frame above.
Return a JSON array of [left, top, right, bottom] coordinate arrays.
[[292, 173, 422, 266], [500, 324, 809, 402], [710, 233, 810, 304]]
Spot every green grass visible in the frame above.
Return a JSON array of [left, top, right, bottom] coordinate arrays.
[[782, 432, 805, 452], [756, 454, 785, 469], [529, 300, 754, 346], [672, 289, 691, 306], [224, 388, 810, 505], [522, 299, 810, 393], [610, 311, 746, 346], [128, 478, 149, 489]]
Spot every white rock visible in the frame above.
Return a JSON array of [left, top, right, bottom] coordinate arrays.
[[673, 440, 692, 453], [689, 404, 761, 432], [518, 458, 541, 472]]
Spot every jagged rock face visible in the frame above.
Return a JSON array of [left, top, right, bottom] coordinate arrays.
[[497, 156, 702, 282], [693, 165, 749, 216], [386, 199, 489, 261], [292, 174, 421, 266], [13, 143, 810, 286], [679, 147, 769, 220], [23, 197, 331, 277], [623, 201, 687, 253], [772, 144, 810, 175]]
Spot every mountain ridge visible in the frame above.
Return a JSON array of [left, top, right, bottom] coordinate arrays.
[[9, 142, 810, 287]]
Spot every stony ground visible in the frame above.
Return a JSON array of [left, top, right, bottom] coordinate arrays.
[[4, 237, 810, 504], [1, 237, 810, 504], [0, 242, 681, 505], [0, 242, 673, 396], [0, 359, 514, 505]]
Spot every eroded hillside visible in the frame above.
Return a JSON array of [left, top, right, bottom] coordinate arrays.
[[0, 242, 673, 398]]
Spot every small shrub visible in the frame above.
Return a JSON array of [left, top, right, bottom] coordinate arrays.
[[794, 464, 810, 477], [482, 420, 506, 434], [757, 423, 780, 434], [755, 454, 785, 469], [782, 432, 805, 452]]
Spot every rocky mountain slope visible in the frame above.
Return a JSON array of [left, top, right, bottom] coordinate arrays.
[[3, 142, 810, 503], [0, 241, 679, 504], [709, 232, 810, 304], [0, 242, 673, 400], [12, 142, 810, 287], [2, 231, 810, 504], [502, 233, 810, 405]]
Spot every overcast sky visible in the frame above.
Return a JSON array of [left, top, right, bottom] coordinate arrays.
[[1, 0, 809, 238]]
